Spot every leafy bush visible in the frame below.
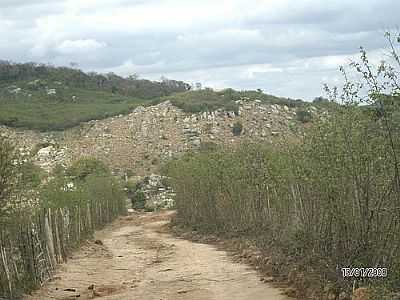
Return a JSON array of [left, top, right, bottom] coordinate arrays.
[[124, 179, 146, 209], [132, 190, 146, 210], [18, 162, 45, 188], [164, 35, 400, 296], [165, 115, 400, 294], [296, 109, 312, 123], [232, 121, 243, 136], [162, 89, 303, 114], [0, 156, 126, 299], [66, 158, 110, 180], [125, 179, 139, 193]]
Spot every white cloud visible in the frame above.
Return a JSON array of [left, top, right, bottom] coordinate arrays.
[[100, 59, 167, 76], [56, 39, 107, 55], [0, 0, 398, 99]]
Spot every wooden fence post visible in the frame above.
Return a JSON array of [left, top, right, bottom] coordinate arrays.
[[1, 246, 12, 299], [44, 208, 56, 269]]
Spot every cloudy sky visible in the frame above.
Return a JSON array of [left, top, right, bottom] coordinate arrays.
[[0, 0, 398, 100]]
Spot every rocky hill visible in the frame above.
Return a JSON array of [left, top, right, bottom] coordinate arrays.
[[0, 98, 323, 176]]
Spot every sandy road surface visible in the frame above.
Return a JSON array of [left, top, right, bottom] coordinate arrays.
[[24, 211, 289, 300]]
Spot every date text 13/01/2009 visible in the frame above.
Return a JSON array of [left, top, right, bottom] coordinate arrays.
[[341, 267, 387, 278]]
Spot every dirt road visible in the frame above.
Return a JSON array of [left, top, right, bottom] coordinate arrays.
[[25, 211, 289, 300]]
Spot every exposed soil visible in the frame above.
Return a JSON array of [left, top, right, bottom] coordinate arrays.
[[24, 210, 290, 300]]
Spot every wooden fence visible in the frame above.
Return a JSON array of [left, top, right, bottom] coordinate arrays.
[[0, 193, 126, 299]]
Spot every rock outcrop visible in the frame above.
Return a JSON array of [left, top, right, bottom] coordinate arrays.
[[0, 99, 321, 175]]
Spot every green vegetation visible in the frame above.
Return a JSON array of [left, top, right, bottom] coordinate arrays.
[[0, 154, 126, 299], [0, 62, 190, 131], [236, 90, 305, 107], [0, 85, 148, 131], [0, 135, 16, 208], [125, 179, 146, 209], [161, 89, 240, 113], [295, 109, 313, 123], [232, 121, 243, 136], [0, 63, 306, 131], [0, 61, 190, 98], [199, 141, 219, 152], [163, 35, 400, 298], [66, 157, 110, 180], [161, 88, 305, 114], [131, 190, 146, 210], [18, 162, 45, 189]]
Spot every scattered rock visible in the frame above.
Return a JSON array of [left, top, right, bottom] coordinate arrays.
[[92, 285, 120, 298], [159, 268, 173, 272], [133, 174, 175, 210], [1, 100, 307, 177], [260, 276, 274, 283]]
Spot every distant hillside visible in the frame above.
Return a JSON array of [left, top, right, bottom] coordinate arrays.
[[0, 61, 307, 131], [0, 61, 190, 98], [0, 61, 191, 131]]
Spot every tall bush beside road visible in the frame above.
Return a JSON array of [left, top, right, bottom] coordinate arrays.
[[0, 156, 126, 299], [164, 35, 400, 296]]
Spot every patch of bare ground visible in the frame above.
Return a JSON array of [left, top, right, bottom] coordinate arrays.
[[23, 210, 289, 300], [170, 224, 331, 300]]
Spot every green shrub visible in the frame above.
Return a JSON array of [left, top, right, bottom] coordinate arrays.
[[125, 179, 138, 193], [164, 101, 400, 294], [132, 190, 146, 209], [18, 162, 45, 188], [232, 121, 243, 136], [66, 158, 110, 180], [0, 155, 126, 299], [223, 102, 239, 115], [296, 109, 313, 123], [163, 89, 297, 114]]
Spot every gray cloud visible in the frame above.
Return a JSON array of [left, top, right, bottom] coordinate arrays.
[[0, 0, 397, 100]]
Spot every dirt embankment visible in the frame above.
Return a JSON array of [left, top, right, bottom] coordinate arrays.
[[24, 211, 289, 300]]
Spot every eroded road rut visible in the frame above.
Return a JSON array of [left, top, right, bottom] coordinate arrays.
[[25, 211, 289, 300]]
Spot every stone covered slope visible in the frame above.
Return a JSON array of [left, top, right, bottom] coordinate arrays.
[[1, 99, 320, 175], [61, 100, 307, 174]]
